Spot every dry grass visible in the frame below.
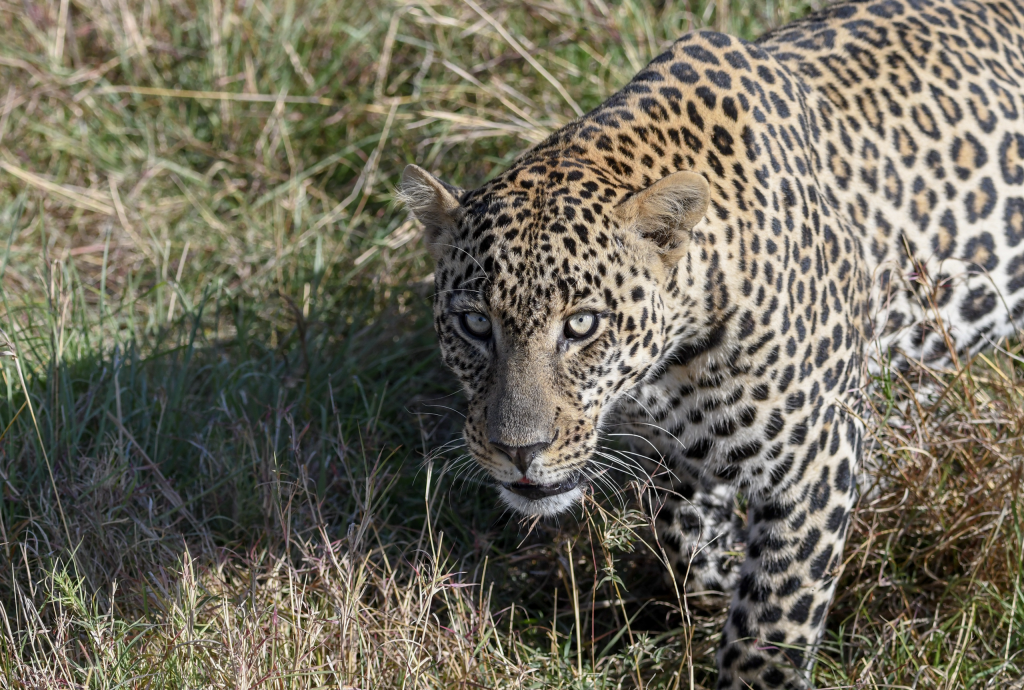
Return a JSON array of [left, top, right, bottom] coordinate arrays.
[[820, 348, 1024, 687], [0, 0, 1021, 687]]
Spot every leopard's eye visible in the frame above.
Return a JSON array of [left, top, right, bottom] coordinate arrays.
[[461, 312, 492, 338], [564, 312, 598, 340]]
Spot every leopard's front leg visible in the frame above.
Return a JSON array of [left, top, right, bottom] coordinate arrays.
[[653, 473, 746, 600], [716, 405, 861, 690]]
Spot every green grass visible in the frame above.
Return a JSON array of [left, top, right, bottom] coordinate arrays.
[[0, 0, 1022, 687]]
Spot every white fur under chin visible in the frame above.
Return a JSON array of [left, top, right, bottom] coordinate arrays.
[[497, 485, 583, 517]]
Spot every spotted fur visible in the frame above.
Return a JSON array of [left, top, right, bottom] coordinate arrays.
[[402, 1, 1024, 686]]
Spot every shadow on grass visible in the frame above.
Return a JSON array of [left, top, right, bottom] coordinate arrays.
[[3, 255, 1024, 687], [4, 267, 1024, 687], [1, 264, 725, 687]]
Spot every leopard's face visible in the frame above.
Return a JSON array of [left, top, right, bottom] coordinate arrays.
[[434, 205, 671, 516], [402, 161, 710, 516]]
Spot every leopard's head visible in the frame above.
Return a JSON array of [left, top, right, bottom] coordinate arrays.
[[401, 158, 709, 516]]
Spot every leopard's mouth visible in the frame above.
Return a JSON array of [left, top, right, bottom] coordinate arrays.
[[501, 476, 582, 500]]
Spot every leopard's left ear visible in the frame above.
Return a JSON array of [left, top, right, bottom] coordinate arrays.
[[399, 164, 465, 261], [614, 171, 710, 264]]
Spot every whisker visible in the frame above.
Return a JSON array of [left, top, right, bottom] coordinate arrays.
[[590, 450, 651, 487], [451, 458, 483, 485], [593, 443, 654, 474], [603, 430, 667, 459], [596, 440, 680, 485], [424, 442, 468, 463], [433, 243, 492, 284], [419, 404, 467, 419], [585, 466, 628, 510], [437, 454, 475, 481], [431, 438, 468, 452], [622, 391, 659, 422], [430, 286, 485, 298]]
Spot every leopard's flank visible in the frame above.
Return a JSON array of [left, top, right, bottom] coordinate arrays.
[[401, 0, 1024, 686]]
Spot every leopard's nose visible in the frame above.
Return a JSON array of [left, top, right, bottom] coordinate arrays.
[[492, 441, 551, 475]]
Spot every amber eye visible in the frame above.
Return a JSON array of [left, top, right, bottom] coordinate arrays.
[[564, 312, 598, 340], [461, 312, 492, 339]]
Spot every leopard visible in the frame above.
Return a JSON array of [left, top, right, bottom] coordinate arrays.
[[400, 0, 1024, 686]]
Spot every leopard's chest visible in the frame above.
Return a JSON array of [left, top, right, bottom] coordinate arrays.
[[613, 348, 782, 489]]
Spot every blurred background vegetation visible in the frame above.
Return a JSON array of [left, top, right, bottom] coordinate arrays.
[[0, 0, 1021, 687]]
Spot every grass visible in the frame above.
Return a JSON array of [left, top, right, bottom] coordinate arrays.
[[0, 0, 1021, 687]]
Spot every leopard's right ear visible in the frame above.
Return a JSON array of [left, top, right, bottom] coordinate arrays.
[[613, 170, 709, 266], [399, 165, 464, 261]]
